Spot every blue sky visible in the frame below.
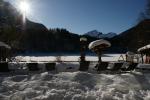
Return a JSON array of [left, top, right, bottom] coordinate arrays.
[[7, 0, 147, 34]]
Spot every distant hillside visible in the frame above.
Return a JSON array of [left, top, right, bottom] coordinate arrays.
[[0, 1, 51, 52], [0, 1, 99, 53], [84, 30, 117, 39], [2, 0, 150, 54], [111, 19, 150, 52]]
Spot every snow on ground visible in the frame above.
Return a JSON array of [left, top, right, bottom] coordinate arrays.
[[0, 54, 149, 100], [15, 54, 124, 62], [1, 71, 150, 100]]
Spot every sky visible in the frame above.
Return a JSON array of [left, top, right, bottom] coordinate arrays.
[[7, 0, 147, 34]]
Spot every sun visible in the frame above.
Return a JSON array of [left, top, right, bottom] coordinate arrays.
[[19, 1, 30, 14]]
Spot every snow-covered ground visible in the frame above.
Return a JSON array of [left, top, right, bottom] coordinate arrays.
[[1, 71, 150, 100], [0, 54, 150, 100], [15, 54, 124, 62]]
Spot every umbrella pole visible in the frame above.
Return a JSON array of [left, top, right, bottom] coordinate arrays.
[[96, 50, 102, 71], [98, 51, 102, 64]]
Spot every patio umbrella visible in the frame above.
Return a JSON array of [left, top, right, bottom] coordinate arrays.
[[89, 39, 111, 63], [0, 42, 11, 49]]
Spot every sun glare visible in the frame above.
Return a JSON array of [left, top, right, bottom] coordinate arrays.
[[19, 1, 30, 14]]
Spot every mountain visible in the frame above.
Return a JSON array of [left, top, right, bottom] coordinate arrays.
[[0, 1, 99, 53], [84, 30, 117, 39], [0, 4, 78, 52], [100, 32, 117, 39], [4, 0, 150, 54], [0, 1, 52, 51], [110, 19, 150, 52], [84, 30, 102, 38], [84, 20, 150, 53]]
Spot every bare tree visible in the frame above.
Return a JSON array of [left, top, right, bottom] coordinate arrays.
[[138, 0, 150, 22], [137, 12, 147, 22], [145, 0, 150, 18]]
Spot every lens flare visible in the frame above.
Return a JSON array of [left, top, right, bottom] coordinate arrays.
[[19, 1, 30, 14], [18, 1, 30, 26]]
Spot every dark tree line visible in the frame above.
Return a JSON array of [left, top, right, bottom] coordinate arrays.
[[0, 0, 97, 53], [3, 0, 150, 54]]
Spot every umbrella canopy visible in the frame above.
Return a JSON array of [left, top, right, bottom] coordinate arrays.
[[138, 44, 150, 53], [0, 42, 11, 49], [88, 39, 111, 50]]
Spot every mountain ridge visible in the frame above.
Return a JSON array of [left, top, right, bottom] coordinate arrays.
[[110, 19, 150, 52], [84, 30, 117, 39], [1, 0, 150, 53]]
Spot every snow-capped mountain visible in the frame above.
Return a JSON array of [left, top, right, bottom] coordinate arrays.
[[100, 32, 117, 38], [84, 30, 117, 39], [84, 30, 103, 38]]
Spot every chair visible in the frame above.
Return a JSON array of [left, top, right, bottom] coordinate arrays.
[[45, 63, 56, 71], [122, 63, 138, 71], [79, 61, 90, 71], [0, 62, 9, 72], [27, 63, 39, 71], [97, 62, 109, 71], [110, 62, 123, 71]]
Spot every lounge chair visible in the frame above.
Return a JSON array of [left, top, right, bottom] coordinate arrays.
[[96, 62, 109, 71], [110, 62, 123, 71], [79, 61, 90, 71], [27, 63, 39, 71], [45, 63, 56, 71], [0, 62, 9, 72], [121, 63, 138, 71]]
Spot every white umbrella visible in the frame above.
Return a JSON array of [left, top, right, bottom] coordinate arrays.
[[89, 39, 111, 50], [88, 39, 111, 64], [0, 42, 11, 49], [138, 44, 150, 52]]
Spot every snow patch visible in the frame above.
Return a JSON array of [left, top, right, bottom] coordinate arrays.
[[1, 71, 150, 100]]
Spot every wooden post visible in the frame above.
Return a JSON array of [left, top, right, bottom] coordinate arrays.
[[148, 54, 150, 64], [79, 37, 89, 71], [141, 53, 144, 64], [80, 42, 86, 62], [80, 37, 87, 62]]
